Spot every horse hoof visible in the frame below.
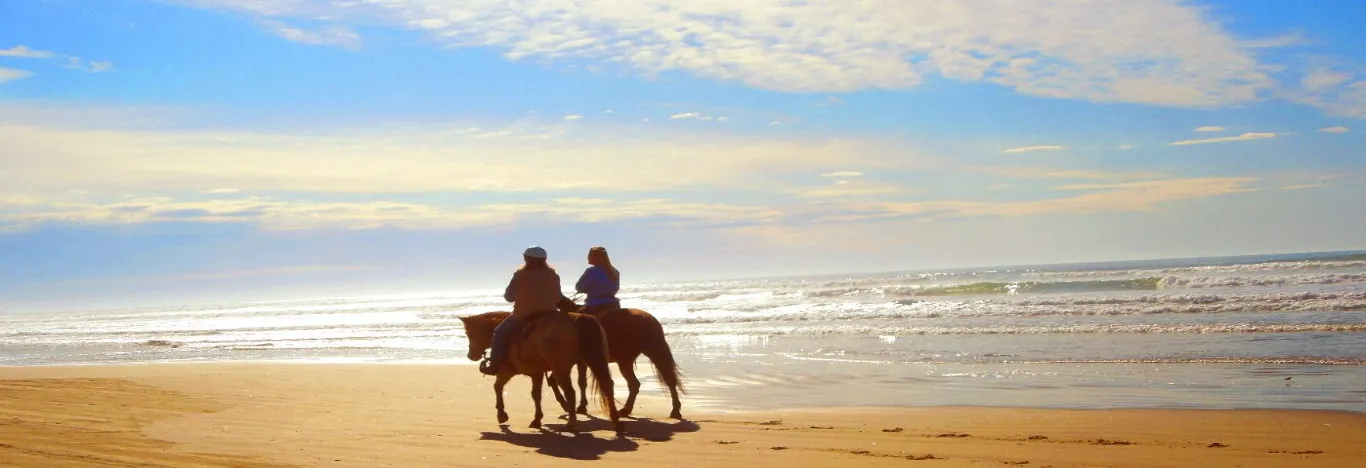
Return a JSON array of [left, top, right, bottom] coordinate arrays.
[[497, 411, 509, 424], [530, 420, 542, 429], [576, 406, 589, 415], [670, 411, 683, 420], [620, 406, 634, 418]]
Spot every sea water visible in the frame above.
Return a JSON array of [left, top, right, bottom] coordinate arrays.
[[3, 251, 1364, 413]]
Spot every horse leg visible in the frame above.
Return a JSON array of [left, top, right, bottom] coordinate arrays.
[[547, 372, 568, 411], [552, 368, 578, 431], [666, 374, 683, 420], [493, 372, 512, 425], [529, 372, 545, 429], [618, 356, 642, 417], [575, 361, 590, 414]]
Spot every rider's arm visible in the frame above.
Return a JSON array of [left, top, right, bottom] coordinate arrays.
[[503, 271, 519, 303], [575, 267, 595, 294]]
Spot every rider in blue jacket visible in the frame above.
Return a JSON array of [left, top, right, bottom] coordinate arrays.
[[575, 246, 621, 315]]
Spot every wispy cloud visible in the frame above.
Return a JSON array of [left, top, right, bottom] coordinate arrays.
[[1118, 144, 1134, 150], [790, 179, 908, 198], [1171, 132, 1277, 146], [1195, 126, 1224, 132], [0, 45, 55, 58], [1319, 126, 1349, 134], [0, 115, 901, 195], [563, 114, 584, 121], [670, 112, 700, 120], [60, 56, 118, 73], [1002, 145, 1066, 154], [820, 171, 863, 178], [201, 188, 241, 194], [0, 195, 783, 232], [177, 0, 1280, 108], [1288, 65, 1366, 118], [0, 67, 32, 84], [821, 178, 1257, 222], [260, 20, 361, 49], [1280, 183, 1331, 190], [969, 166, 1164, 180]]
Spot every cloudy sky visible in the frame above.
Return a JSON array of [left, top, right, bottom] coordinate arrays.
[[2, 0, 1363, 308]]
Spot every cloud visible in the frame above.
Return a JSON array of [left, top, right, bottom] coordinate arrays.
[[1287, 65, 1366, 118], [0, 45, 55, 58], [820, 171, 863, 178], [0, 194, 783, 232], [58, 56, 117, 73], [1195, 126, 1224, 132], [563, 114, 584, 121], [201, 188, 241, 194], [1319, 126, 1349, 134], [174, 0, 1280, 108], [1002, 145, 1066, 154], [968, 166, 1165, 180], [1301, 67, 1351, 92], [1118, 144, 1134, 150], [1280, 183, 1330, 190], [0, 67, 32, 84], [789, 179, 909, 198], [821, 178, 1257, 222], [1171, 132, 1277, 146], [0, 113, 909, 195], [260, 20, 361, 48], [670, 112, 700, 120]]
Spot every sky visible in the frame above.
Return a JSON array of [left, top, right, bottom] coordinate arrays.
[[2, 0, 1364, 309]]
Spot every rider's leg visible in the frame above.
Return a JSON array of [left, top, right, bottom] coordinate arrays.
[[484, 315, 522, 375]]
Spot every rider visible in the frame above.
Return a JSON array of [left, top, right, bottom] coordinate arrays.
[[482, 245, 565, 376], [575, 246, 621, 316]]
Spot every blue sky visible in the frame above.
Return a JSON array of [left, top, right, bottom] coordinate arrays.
[[2, 0, 1364, 309]]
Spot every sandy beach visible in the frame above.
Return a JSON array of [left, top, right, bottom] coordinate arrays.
[[1, 362, 1362, 467]]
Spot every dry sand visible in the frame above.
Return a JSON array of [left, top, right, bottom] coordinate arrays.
[[2, 362, 1363, 467]]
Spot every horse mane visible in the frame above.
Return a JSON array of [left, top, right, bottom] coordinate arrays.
[[464, 311, 511, 329]]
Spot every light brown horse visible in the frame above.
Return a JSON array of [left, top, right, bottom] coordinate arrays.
[[549, 299, 687, 420], [458, 310, 624, 434]]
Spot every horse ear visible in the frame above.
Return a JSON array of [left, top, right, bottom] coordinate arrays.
[[457, 315, 470, 324]]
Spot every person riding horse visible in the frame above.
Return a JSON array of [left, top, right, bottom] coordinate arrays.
[[574, 246, 622, 317], [482, 245, 570, 376]]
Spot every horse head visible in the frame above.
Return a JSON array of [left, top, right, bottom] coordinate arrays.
[[457, 312, 504, 362]]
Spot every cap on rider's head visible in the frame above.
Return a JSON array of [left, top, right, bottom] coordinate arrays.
[[523, 246, 548, 259]]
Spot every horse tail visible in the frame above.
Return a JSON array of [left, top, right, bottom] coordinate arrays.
[[573, 314, 618, 416], [641, 313, 686, 395]]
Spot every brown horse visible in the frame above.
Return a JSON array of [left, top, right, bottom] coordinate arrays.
[[549, 299, 687, 419], [458, 311, 624, 434]]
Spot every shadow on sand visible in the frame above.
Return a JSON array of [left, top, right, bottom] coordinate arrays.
[[478, 415, 702, 460]]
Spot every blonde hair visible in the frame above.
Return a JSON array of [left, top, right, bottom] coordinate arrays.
[[589, 246, 620, 284]]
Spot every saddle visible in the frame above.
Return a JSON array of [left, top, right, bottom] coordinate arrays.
[[512, 308, 560, 341]]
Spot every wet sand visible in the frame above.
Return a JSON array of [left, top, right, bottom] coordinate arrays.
[[1, 362, 1363, 467]]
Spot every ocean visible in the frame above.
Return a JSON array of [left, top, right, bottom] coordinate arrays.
[[3, 251, 1364, 413]]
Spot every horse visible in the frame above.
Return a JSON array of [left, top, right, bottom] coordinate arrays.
[[457, 310, 624, 434], [547, 298, 687, 420]]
